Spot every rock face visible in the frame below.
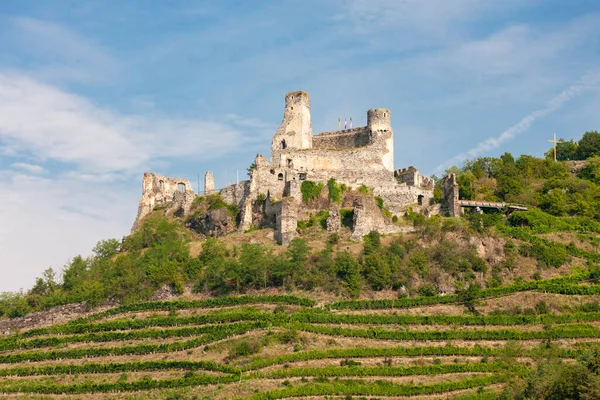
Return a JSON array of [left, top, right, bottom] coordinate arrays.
[[0, 302, 114, 335], [186, 208, 236, 237]]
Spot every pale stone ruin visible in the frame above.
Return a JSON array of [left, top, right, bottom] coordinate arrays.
[[131, 172, 195, 232], [132, 90, 439, 243]]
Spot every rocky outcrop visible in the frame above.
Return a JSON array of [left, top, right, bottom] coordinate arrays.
[[0, 301, 114, 335], [186, 208, 236, 237]]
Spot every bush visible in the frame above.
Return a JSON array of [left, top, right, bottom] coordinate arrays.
[[358, 184, 370, 195], [300, 181, 324, 204], [327, 178, 343, 203]]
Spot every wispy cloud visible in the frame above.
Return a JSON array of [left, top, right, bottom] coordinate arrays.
[[0, 72, 262, 177], [436, 71, 600, 172], [9, 17, 123, 84], [10, 162, 46, 174]]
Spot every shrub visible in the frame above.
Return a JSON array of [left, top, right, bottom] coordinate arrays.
[[300, 181, 324, 204], [327, 178, 343, 203]]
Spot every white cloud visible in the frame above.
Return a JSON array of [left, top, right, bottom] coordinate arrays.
[[0, 170, 137, 292], [0, 72, 260, 176], [10, 162, 45, 174], [11, 17, 123, 84]]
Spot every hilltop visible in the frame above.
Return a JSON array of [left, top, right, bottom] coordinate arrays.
[[0, 131, 600, 398]]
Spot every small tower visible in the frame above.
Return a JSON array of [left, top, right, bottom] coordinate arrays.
[[367, 108, 391, 131], [271, 91, 313, 166], [204, 171, 214, 195]]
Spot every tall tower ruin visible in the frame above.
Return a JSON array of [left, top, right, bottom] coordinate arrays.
[[271, 91, 312, 166], [367, 108, 394, 172], [204, 171, 214, 195]]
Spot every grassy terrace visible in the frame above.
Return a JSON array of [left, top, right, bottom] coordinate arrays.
[[1, 280, 599, 399]]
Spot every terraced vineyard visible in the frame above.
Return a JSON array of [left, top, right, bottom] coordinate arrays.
[[2, 283, 600, 400]]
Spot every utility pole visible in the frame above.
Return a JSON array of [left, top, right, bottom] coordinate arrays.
[[548, 132, 563, 162]]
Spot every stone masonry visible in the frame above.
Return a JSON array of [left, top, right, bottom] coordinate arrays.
[[131, 172, 195, 232], [132, 90, 436, 243]]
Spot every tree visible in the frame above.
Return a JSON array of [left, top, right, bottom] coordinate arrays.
[[335, 251, 362, 298], [578, 156, 600, 185], [545, 139, 578, 161], [540, 190, 568, 216], [62, 256, 89, 291], [92, 239, 120, 259], [576, 131, 600, 160]]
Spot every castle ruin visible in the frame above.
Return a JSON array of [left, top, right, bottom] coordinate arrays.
[[132, 91, 436, 243]]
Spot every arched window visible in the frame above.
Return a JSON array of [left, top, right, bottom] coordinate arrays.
[[178, 183, 186, 193], [281, 139, 287, 149], [287, 159, 292, 168], [278, 173, 284, 181], [417, 195, 424, 205], [158, 180, 164, 190]]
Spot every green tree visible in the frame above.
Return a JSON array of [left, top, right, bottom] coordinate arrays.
[[335, 251, 362, 298], [576, 131, 600, 160], [62, 256, 90, 291], [578, 156, 600, 185], [92, 239, 120, 259], [545, 139, 578, 161], [540, 190, 568, 216]]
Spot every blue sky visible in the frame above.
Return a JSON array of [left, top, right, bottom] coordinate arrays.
[[1, 0, 599, 292]]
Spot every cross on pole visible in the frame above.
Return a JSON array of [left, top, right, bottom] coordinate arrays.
[[548, 132, 563, 162]]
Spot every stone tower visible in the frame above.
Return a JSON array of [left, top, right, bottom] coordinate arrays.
[[367, 108, 394, 172], [204, 171, 214, 195], [271, 91, 313, 166]]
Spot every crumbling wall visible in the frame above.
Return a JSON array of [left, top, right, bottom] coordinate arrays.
[[441, 174, 460, 217], [327, 205, 341, 233], [350, 196, 405, 241], [220, 181, 249, 209], [131, 172, 195, 232], [274, 197, 298, 245], [395, 166, 434, 189]]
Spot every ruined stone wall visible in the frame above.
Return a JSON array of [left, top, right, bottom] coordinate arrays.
[[350, 196, 406, 241], [131, 172, 195, 232], [395, 166, 434, 189], [220, 181, 249, 209], [312, 127, 370, 150], [274, 198, 298, 245], [371, 183, 433, 214], [441, 174, 460, 217]]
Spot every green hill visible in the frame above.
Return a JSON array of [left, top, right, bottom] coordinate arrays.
[[2, 136, 600, 398]]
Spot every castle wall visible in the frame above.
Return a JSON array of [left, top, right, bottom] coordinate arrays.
[[351, 196, 406, 241], [395, 166, 434, 189], [131, 172, 195, 232], [312, 127, 371, 150], [220, 181, 249, 209]]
